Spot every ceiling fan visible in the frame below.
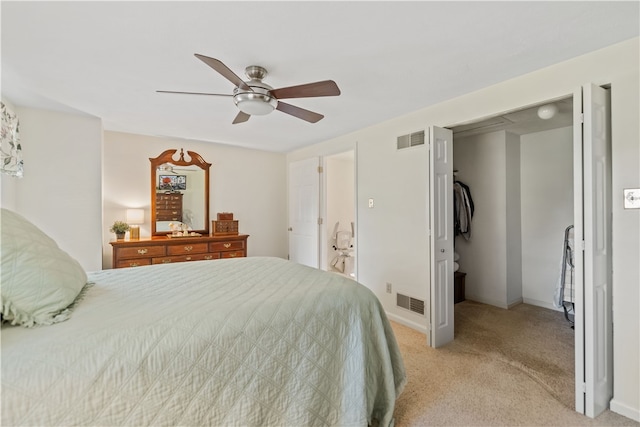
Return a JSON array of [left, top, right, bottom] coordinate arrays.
[[156, 164, 197, 174], [158, 54, 341, 124]]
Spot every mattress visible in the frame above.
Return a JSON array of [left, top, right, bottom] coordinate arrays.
[[1, 257, 406, 426]]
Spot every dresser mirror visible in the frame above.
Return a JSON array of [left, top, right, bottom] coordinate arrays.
[[150, 149, 211, 236]]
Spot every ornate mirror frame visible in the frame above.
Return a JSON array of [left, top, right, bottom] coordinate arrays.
[[150, 148, 211, 236]]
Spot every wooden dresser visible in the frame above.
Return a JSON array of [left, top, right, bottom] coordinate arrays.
[[155, 193, 183, 221], [110, 234, 249, 269]]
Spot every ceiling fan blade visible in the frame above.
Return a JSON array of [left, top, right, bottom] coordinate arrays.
[[270, 80, 341, 100], [276, 102, 324, 123], [157, 90, 232, 97], [232, 111, 251, 124], [194, 54, 253, 92]]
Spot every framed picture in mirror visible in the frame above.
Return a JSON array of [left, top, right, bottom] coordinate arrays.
[[158, 174, 186, 191]]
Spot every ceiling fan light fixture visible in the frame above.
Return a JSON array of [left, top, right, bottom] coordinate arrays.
[[234, 92, 277, 116], [159, 56, 340, 124], [537, 103, 558, 120]]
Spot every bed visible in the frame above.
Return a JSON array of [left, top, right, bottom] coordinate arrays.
[[1, 208, 406, 426]]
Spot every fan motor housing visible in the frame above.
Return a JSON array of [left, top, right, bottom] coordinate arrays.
[[233, 75, 277, 115]]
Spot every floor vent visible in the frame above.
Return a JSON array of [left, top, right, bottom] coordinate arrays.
[[397, 130, 425, 150], [397, 293, 425, 316]]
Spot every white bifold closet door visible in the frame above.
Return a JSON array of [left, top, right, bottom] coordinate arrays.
[[573, 83, 613, 417], [428, 126, 454, 348]]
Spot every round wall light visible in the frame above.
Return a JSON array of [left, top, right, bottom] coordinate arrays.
[[537, 103, 558, 120]]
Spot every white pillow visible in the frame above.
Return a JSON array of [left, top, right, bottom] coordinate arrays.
[[1, 208, 88, 327]]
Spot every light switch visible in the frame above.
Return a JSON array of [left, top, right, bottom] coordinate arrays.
[[624, 189, 640, 209], [368, 198, 374, 208]]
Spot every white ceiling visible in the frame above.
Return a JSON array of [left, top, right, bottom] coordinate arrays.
[[2, 1, 638, 152]]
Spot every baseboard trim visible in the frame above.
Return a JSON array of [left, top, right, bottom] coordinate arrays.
[[507, 298, 523, 309], [610, 399, 640, 422], [465, 294, 508, 309], [523, 297, 563, 312], [466, 295, 565, 312], [386, 312, 428, 334]]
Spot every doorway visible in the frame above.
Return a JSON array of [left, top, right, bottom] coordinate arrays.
[[436, 86, 613, 417], [322, 150, 356, 278], [450, 97, 578, 408], [450, 97, 574, 311], [288, 150, 357, 279]]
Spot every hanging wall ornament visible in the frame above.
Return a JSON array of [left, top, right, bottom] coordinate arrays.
[[1, 102, 23, 177]]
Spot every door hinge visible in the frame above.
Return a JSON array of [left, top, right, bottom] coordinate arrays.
[[318, 218, 323, 225], [579, 113, 584, 123], [581, 240, 586, 250], [580, 382, 586, 393], [317, 166, 323, 173]]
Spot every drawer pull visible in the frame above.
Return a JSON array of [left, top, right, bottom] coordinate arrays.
[[185, 256, 192, 261], [229, 253, 237, 258], [204, 255, 213, 260], [172, 211, 178, 214], [137, 249, 148, 255], [129, 262, 139, 267], [184, 245, 193, 252], [223, 243, 231, 248], [162, 259, 172, 263]]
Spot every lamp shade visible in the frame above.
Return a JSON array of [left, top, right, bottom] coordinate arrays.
[[126, 209, 144, 225], [234, 92, 277, 115]]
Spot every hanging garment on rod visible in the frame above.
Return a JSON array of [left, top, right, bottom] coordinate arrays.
[[454, 180, 474, 240]]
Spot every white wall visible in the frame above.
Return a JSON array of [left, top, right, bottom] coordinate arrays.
[[102, 131, 287, 268], [287, 38, 640, 419], [505, 132, 522, 306], [290, 134, 430, 331], [608, 62, 640, 422], [1, 105, 103, 271], [521, 126, 574, 309], [453, 130, 511, 308], [359, 138, 431, 329]]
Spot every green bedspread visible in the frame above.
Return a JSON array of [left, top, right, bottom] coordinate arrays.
[[2, 257, 406, 426]]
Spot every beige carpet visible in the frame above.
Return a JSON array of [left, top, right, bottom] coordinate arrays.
[[390, 301, 638, 426]]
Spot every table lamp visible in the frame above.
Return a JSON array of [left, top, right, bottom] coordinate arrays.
[[126, 209, 144, 240]]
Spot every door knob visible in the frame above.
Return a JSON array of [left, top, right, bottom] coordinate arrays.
[[441, 249, 445, 253], [288, 227, 293, 231]]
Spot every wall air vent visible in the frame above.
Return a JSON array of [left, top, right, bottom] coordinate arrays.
[[397, 293, 425, 316], [397, 130, 425, 150]]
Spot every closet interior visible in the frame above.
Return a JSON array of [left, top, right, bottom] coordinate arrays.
[[451, 97, 574, 313]]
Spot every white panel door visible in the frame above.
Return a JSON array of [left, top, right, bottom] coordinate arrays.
[[574, 84, 612, 417], [288, 157, 320, 268], [573, 88, 586, 415], [429, 126, 454, 348]]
